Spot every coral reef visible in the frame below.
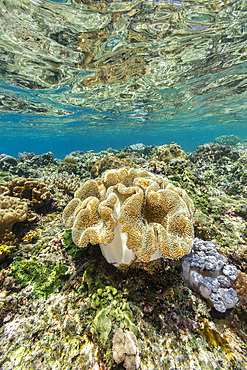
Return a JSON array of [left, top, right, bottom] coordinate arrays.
[[0, 195, 28, 234], [18, 152, 35, 161], [123, 143, 155, 157], [21, 152, 58, 168], [83, 265, 137, 345], [233, 271, 247, 312], [0, 154, 18, 172], [0, 142, 246, 369], [0, 152, 59, 178], [43, 172, 81, 194], [89, 153, 135, 178], [182, 238, 239, 312], [63, 168, 194, 266], [189, 143, 240, 165], [0, 177, 51, 208], [154, 143, 187, 163], [214, 135, 241, 146], [58, 158, 78, 174]]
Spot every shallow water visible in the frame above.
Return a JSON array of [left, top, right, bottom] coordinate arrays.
[[0, 0, 247, 157]]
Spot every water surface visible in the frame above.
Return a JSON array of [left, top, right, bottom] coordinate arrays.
[[0, 0, 247, 157]]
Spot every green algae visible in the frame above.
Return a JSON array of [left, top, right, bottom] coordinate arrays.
[[11, 258, 68, 298], [83, 265, 111, 295], [83, 265, 137, 345], [62, 229, 83, 258], [192, 192, 221, 216], [92, 307, 112, 344]]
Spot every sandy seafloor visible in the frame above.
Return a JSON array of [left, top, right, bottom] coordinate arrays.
[[0, 139, 246, 370]]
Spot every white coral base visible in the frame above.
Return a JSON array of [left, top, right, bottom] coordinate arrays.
[[99, 193, 163, 267], [100, 222, 136, 267], [99, 223, 163, 267]]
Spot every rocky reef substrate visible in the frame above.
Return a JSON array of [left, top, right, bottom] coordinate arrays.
[[0, 140, 246, 369]]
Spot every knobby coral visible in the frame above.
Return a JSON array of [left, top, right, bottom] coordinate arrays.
[[63, 168, 194, 266], [182, 238, 239, 313], [0, 244, 15, 262], [89, 153, 135, 178], [0, 230, 18, 246]]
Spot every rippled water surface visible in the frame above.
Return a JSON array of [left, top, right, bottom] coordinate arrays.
[[0, 0, 247, 157]]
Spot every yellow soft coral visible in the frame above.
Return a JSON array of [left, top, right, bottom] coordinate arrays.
[[0, 244, 15, 261], [63, 168, 194, 266]]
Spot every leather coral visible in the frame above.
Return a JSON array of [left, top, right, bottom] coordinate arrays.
[[0, 195, 28, 234], [63, 168, 194, 267]]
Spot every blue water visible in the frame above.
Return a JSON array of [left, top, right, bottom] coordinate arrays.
[[1, 112, 246, 159], [0, 0, 247, 158]]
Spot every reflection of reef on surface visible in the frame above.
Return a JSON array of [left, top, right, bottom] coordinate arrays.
[[0, 0, 247, 123]]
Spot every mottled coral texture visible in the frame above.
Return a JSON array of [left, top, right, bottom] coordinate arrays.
[[154, 143, 187, 163], [0, 178, 50, 208], [0, 195, 28, 234], [112, 328, 140, 370], [63, 168, 194, 266], [43, 172, 81, 193], [233, 271, 247, 312]]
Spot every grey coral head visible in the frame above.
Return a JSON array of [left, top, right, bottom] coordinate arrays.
[[223, 265, 238, 281]]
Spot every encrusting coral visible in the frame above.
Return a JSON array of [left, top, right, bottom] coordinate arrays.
[[11, 258, 68, 299], [83, 265, 137, 345], [233, 271, 247, 312], [0, 195, 28, 234], [63, 168, 194, 266], [154, 143, 187, 163]]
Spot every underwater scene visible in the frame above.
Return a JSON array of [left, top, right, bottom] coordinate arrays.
[[0, 0, 247, 369]]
